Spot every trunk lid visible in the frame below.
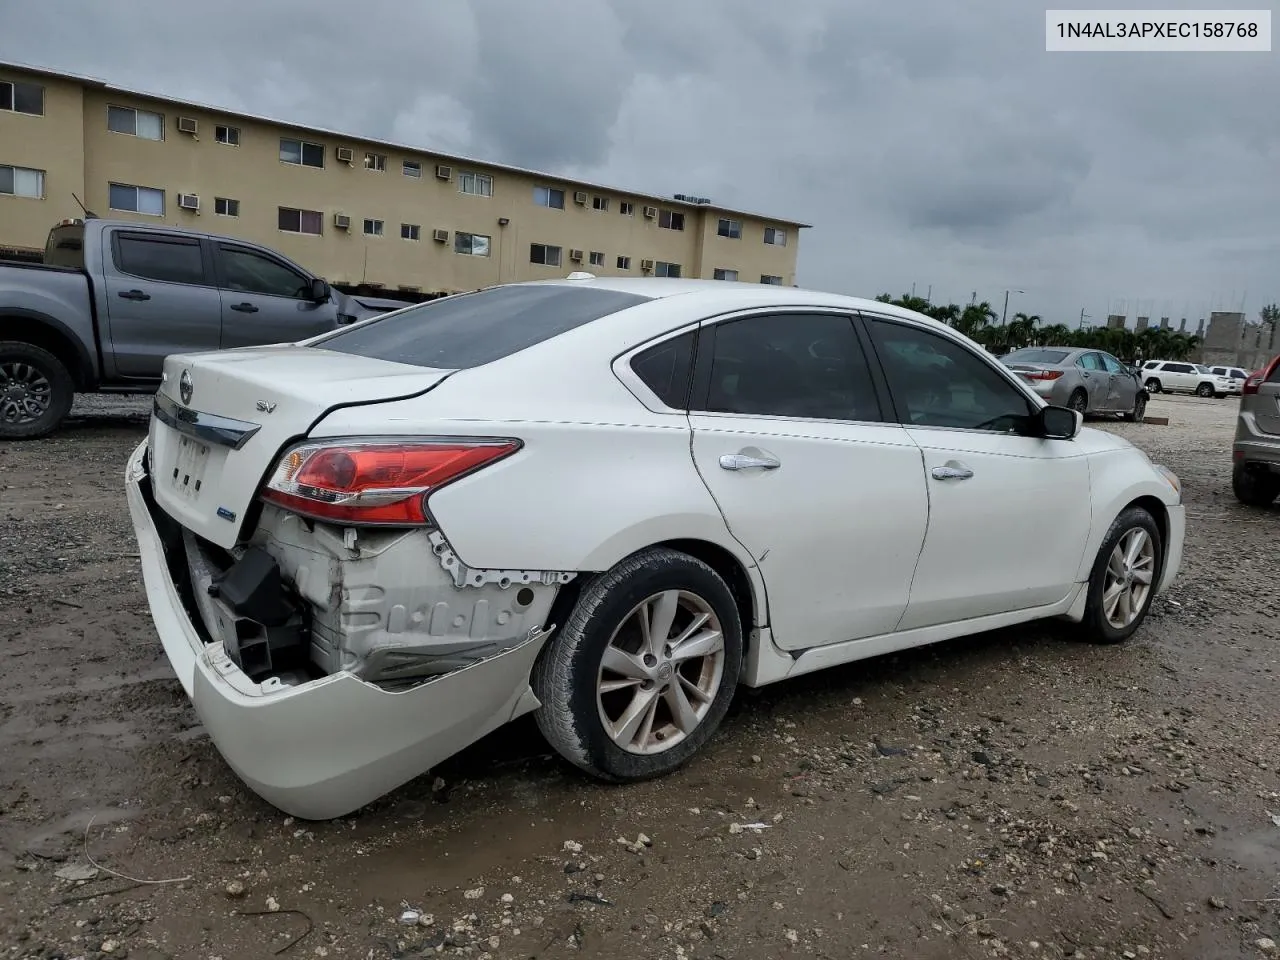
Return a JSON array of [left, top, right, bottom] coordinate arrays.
[[149, 345, 453, 548]]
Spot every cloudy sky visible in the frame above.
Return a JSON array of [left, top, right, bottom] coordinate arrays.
[[4, 0, 1278, 326]]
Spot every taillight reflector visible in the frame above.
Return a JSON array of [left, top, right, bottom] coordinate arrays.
[[1022, 369, 1064, 381], [260, 438, 520, 525]]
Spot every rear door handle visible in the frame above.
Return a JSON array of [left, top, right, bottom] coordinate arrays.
[[117, 289, 151, 301], [931, 464, 974, 481], [719, 453, 780, 471], [229, 302, 259, 313]]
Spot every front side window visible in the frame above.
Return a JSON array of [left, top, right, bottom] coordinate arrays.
[[0, 79, 45, 116], [700, 313, 880, 422], [107, 105, 163, 140], [1100, 353, 1126, 374], [868, 319, 1034, 432], [534, 185, 565, 209], [631, 330, 695, 409], [455, 232, 491, 256], [460, 171, 493, 196], [108, 182, 165, 216], [0, 164, 44, 198], [1166, 362, 1193, 373], [114, 234, 205, 284], [218, 244, 311, 298], [530, 242, 561, 266], [279, 138, 324, 167]]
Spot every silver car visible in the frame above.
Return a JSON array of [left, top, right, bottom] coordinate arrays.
[[1232, 354, 1280, 506], [1002, 347, 1148, 420]]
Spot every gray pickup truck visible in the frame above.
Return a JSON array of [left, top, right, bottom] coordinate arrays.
[[0, 218, 410, 439]]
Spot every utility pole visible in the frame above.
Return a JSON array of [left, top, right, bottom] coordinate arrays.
[[1080, 307, 1088, 327], [1002, 288, 1024, 325], [926, 284, 932, 304]]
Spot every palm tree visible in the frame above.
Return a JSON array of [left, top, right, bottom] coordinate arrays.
[[1036, 323, 1073, 346], [955, 301, 997, 339], [1004, 312, 1040, 350]]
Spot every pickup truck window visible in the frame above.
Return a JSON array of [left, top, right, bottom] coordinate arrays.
[[217, 244, 311, 299], [114, 234, 206, 285]]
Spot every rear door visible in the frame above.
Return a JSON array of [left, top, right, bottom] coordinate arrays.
[[1164, 362, 1195, 391], [212, 242, 338, 349], [101, 230, 223, 378], [686, 310, 929, 651]]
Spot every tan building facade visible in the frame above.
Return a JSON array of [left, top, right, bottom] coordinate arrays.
[[0, 62, 806, 294]]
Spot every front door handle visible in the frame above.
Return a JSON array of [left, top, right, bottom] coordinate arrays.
[[117, 289, 151, 301], [229, 302, 260, 313], [931, 464, 974, 481], [719, 453, 780, 471]]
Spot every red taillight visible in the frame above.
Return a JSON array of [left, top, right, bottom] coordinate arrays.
[[1243, 355, 1280, 395], [260, 438, 520, 525], [1022, 369, 1064, 381]]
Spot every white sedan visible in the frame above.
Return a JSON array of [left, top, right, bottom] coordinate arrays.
[[125, 277, 1186, 819]]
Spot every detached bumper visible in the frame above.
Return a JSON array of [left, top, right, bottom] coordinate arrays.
[[124, 440, 547, 820], [1158, 503, 1186, 595]]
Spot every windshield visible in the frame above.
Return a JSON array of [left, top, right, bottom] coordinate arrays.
[[1005, 348, 1070, 364], [1195, 364, 1213, 373]]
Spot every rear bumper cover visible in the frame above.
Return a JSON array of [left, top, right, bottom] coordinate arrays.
[[124, 440, 548, 820]]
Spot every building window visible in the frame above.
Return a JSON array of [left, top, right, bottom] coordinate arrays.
[[215, 124, 240, 146], [107, 105, 164, 140], [616, 255, 631, 270], [655, 261, 682, 278], [530, 243, 561, 267], [401, 223, 421, 241], [760, 274, 783, 285], [403, 160, 421, 178], [713, 268, 738, 281], [455, 232, 491, 256], [764, 227, 787, 246], [658, 210, 685, 231], [0, 79, 45, 116], [0, 165, 44, 199], [592, 196, 609, 212], [588, 251, 605, 266], [460, 171, 493, 196], [363, 218, 384, 236], [214, 197, 240, 217], [619, 201, 634, 217], [278, 206, 323, 235], [279, 138, 325, 168], [108, 182, 165, 216], [533, 186, 565, 209], [717, 218, 742, 239], [364, 152, 387, 172]]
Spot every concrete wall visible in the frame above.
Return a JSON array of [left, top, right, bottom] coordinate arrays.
[[1107, 314, 1127, 329], [1196, 311, 1279, 371]]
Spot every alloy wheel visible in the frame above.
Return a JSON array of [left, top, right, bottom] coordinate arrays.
[[0, 361, 53, 425], [1102, 528, 1156, 629]]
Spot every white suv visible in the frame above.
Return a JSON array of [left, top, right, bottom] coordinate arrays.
[[1140, 360, 1234, 398], [1209, 365, 1248, 395]]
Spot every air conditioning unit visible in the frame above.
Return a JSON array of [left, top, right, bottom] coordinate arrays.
[[432, 228, 449, 242], [435, 164, 452, 181], [573, 191, 588, 204], [569, 249, 583, 261], [333, 213, 351, 230], [642, 205, 657, 219], [176, 116, 199, 135], [335, 146, 355, 164], [673, 193, 688, 201], [177, 193, 200, 211], [640, 259, 654, 271]]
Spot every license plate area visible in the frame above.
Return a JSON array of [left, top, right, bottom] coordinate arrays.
[[170, 435, 211, 501]]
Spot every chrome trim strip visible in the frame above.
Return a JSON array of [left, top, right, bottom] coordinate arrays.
[[153, 393, 261, 450]]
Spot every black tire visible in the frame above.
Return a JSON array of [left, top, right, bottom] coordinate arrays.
[[1067, 389, 1088, 414], [1122, 394, 1147, 423], [533, 546, 743, 782], [1080, 506, 1163, 645], [1195, 382, 1215, 398], [1232, 464, 1280, 508], [1146, 379, 1162, 394], [0, 341, 75, 440]]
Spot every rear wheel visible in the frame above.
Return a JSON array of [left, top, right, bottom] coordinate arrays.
[[533, 547, 743, 781], [1232, 464, 1280, 508], [0, 341, 75, 440], [1195, 382, 1215, 398], [1067, 389, 1088, 414], [1146, 379, 1162, 394], [1122, 394, 1146, 423], [1080, 507, 1163, 644]]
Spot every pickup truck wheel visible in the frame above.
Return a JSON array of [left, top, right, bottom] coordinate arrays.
[[533, 547, 743, 783], [0, 341, 75, 440]]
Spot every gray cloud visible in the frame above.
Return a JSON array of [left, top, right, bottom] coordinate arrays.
[[4, 0, 1279, 322]]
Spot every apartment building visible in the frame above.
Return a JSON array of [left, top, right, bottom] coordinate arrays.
[[0, 61, 806, 295]]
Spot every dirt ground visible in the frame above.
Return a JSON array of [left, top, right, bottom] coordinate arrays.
[[2, 392, 1279, 960]]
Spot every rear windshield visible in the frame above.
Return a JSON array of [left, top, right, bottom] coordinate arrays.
[[312, 284, 652, 369], [43, 224, 86, 269], [1005, 349, 1070, 364]]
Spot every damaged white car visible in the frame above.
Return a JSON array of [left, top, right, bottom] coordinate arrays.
[[125, 277, 1186, 819]]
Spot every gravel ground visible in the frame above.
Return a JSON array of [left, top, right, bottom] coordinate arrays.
[[1, 392, 1279, 960]]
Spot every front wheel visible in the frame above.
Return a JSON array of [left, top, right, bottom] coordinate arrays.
[[1146, 379, 1162, 394], [533, 547, 743, 782], [0, 341, 75, 440], [1195, 382, 1215, 398], [1122, 394, 1147, 422], [1080, 507, 1163, 644]]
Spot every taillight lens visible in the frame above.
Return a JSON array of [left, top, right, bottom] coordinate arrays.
[[1022, 370, 1064, 381], [1244, 355, 1280, 395], [261, 438, 520, 525]]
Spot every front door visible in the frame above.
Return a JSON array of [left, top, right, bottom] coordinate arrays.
[[101, 231, 223, 379], [1100, 352, 1137, 410], [1077, 351, 1109, 409], [864, 316, 1093, 630], [686, 311, 929, 651], [212, 243, 337, 349]]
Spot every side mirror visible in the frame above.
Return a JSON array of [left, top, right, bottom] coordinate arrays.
[[1036, 404, 1081, 440], [309, 277, 331, 302]]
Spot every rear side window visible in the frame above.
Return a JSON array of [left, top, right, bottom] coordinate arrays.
[[1166, 363, 1193, 373], [631, 330, 695, 408], [114, 234, 206, 285], [314, 284, 652, 369]]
